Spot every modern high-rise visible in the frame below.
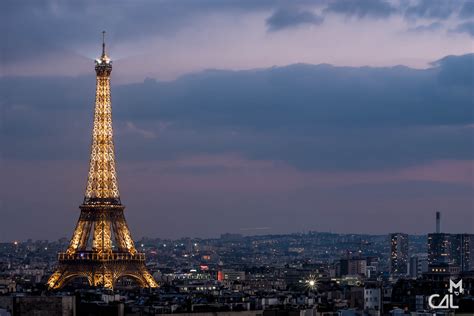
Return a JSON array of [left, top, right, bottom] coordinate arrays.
[[460, 234, 474, 271], [427, 212, 474, 271], [390, 233, 408, 276], [428, 233, 474, 271]]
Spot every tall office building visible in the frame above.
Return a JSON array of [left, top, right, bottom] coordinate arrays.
[[460, 234, 474, 271], [390, 233, 408, 276], [428, 233, 474, 271], [427, 213, 474, 271], [427, 233, 451, 264]]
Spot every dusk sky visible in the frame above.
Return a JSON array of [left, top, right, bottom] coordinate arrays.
[[1, 0, 473, 241]]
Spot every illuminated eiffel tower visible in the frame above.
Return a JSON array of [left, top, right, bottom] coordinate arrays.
[[47, 32, 158, 289]]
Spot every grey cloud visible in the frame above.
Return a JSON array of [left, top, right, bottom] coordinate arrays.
[[407, 21, 443, 32], [459, 0, 474, 18], [266, 8, 324, 31], [0, 0, 286, 63], [114, 56, 473, 129], [1, 54, 472, 171], [404, 0, 462, 20], [432, 54, 474, 86], [451, 21, 474, 37], [324, 0, 396, 18], [1, 0, 468, 67], [235, 126, 473, 171]]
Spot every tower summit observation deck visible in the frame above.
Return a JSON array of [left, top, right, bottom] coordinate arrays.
[[47, 32, 158, 289]]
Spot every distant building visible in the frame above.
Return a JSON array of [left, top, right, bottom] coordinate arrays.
[[337, 258, 367, 277], [348, 258, 367, 276], [0, 296, 75, 316], [427, 233, 474, 271], [220, 233, 243, 242], [427, 211, 474, 272], [436, 211, 441, 233], [364, 285, 381, 312], [427, 233, 451, 264], [390, 233, 408, 277], [423, 262, 460, 282], [217, 269, 246, 282], [461, 234, 474, 271], [408, 255, 428, 279], [409, 255, 418, 279]]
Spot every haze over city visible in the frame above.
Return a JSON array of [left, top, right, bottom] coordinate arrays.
[[1, 0, 473, 241]]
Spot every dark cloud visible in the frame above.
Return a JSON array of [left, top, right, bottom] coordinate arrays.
[[1, 0, 468, 67], [432, 54, 474, 86], [0, 0, 284, 63], [407, 21, 443, 32], [451, 21, 474, 37], [266, 8, 324, 31], [324, 0, 396, 18], [404, 0, 461, 20], [459, 0, 474, 18], [112, 56, 473, 129], [1, 54, 473, 171]]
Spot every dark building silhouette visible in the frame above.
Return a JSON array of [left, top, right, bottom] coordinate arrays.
[[427, 210, 473, 272], [428, 233, 474, 271]]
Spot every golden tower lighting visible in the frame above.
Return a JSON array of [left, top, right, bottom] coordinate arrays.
[[47, 32, 158, 289]]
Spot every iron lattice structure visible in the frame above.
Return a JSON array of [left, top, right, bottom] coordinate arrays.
[[47, 33, 158, 290]]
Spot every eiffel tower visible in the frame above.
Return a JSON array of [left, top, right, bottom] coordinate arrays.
[[47, 32, 158, 290]]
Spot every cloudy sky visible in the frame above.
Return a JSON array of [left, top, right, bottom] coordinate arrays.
[[0, 0, 473, 241]]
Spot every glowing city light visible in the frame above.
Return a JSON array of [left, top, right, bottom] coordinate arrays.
[[305, 275, 318, 290]]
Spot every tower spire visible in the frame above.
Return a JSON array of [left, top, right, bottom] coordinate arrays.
[[102, 30, 106, 57]]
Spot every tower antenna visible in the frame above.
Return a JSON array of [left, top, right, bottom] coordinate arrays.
[[102, 30, 106, 57]]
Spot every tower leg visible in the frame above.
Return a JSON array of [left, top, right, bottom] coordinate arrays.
[[47, 267, 93, 289], [114, 265, 158, 288], [48, 262, 157, 289], [140, 268, 159, 288]]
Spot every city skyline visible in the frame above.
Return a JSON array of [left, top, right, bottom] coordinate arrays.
[[1, 0, 473, 241]]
